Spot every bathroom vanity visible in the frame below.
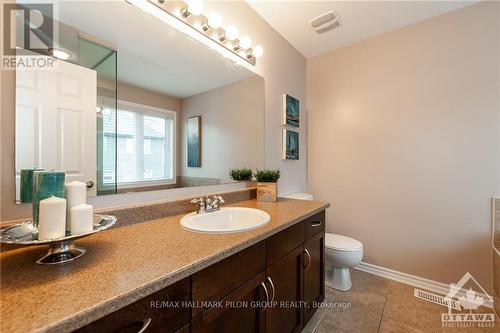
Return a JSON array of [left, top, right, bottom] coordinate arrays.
[[0, 198, 329, 333]]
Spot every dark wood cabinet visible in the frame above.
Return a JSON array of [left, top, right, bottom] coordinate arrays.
[[74, 278, 190, 333], [304, 211, 325, 240], [303, 231, 325, 325], [174, 324, 190, 333], [191, 272, 267, 333], [267, 222, 304, 266], [76, 210, 326, 333], [265, 246, 304, 333], [192, 241, 266, 318]]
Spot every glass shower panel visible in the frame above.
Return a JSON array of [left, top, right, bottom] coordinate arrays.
[[77, 38, 118, 195]]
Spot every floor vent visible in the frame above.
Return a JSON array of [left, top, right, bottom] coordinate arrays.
[[414, 289, 461, 310]]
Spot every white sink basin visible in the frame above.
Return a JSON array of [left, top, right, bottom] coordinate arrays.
[[180, 207, 270, 234]]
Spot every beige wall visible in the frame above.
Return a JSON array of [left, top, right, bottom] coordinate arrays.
[[97, 79, 181, 111], [0, 1, 307, 220], [116, 82, 181, 113], [180, 76, 265, 182], [203, 1, 307, 195], [308, 1, 500, 291]]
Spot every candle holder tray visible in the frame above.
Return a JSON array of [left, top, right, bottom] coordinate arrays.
[[0, 214, 116, 265]]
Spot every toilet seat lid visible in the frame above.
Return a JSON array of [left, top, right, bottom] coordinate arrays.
[[325, 233, 362, 252]]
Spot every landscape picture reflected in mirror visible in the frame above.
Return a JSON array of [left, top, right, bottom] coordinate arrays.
[[187, 116, 201, 168]]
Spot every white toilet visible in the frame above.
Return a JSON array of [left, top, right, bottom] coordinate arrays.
[[284, 192, 314, 201], [285, 193, 364, 292], [325, 234, 363, 291]]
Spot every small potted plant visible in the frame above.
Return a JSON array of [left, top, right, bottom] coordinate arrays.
[[229, 168, 253, 181], [254, 169, 280, 202]]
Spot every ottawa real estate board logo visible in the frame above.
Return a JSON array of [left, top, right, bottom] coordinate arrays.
[[441, 272, 496, 328]]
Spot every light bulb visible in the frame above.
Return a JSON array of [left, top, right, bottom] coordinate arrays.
[[225, 25, 239, 41], [207, 12, 222, 29], [239, 36, 251, 49], [50, 48, 72, 60], [252, 45, 264, 58], [186, 0, 203, 16], [172, 8, 181, 16]]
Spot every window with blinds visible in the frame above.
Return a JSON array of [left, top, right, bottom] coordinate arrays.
[[102, 100, 175, 186]]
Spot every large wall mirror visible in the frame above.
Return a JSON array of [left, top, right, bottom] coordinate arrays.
[[15, 1, 264, 202]]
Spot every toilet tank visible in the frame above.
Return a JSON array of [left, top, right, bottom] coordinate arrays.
[[285, 193, 314, 201]]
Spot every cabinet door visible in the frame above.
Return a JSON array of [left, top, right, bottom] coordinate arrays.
[[303, 231, 325, 325], [265, 246, 303, 333], [191, 272, 267, 333], [192, 241, 266, 317]]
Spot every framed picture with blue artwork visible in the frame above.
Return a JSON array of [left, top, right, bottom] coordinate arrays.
[[283, 129, 299, 160], [282, 94, 299, 128], [187, 116, 201, 167]]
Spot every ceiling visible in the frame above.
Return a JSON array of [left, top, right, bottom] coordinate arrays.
[[247, 0, 479, 58], [54, 1, 254, 98]]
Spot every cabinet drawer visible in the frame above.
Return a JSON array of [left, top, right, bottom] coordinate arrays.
[[191, 272, 266, 333], [267, 221, 304, 266], [304, 211, 325, 239], [74, 278, 190, 333], [192, 241, 266, 318]]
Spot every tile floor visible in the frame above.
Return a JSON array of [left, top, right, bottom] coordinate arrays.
[[303, 269, 499, 333]]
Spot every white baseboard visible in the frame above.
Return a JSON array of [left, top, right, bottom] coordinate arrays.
[[354, 262, 494, 308]]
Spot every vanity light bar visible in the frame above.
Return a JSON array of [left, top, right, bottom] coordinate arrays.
[[126, 0, 262, 68]]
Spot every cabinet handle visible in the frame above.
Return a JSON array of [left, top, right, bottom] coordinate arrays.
[[267, 277, 276, 303], [130, 318, 151, 333], [304, 249, 312, 270], [311, 221, 322, 227], [260, 282, 270, 312]]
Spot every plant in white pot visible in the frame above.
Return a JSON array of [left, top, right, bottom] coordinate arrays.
[[255, 169, 280, 202]]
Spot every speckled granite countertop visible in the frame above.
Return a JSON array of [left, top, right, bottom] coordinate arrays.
[[0, 198, 329, 333]]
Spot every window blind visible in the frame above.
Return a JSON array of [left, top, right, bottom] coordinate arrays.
[[102, 101, 175, 185]]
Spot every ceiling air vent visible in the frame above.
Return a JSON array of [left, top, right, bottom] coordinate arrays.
[[309, 11, 342, 34]]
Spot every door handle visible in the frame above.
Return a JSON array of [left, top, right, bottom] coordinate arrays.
[[260, 282, 270, 312], [120, 318, 151, 333], [311, 221, 322, 227], [86, 180, 94, 189], [304, 249, 312, 270], [266, 277, 276, 303], [137, 318, 152, 333]]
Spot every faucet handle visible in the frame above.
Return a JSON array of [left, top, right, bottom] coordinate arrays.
[[214, 195, 225, 204], [191, 197, 204, 205]]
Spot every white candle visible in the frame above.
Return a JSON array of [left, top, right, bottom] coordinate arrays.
[[65, 181, 86, 230], [38, 196, 66, 240], [70, 204, 94, 235]]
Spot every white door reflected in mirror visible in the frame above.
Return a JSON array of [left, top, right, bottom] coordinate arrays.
[[15, 56, 97, 200]]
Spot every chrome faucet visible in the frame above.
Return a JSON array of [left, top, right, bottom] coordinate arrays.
[[191, 195, 225, 214]]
